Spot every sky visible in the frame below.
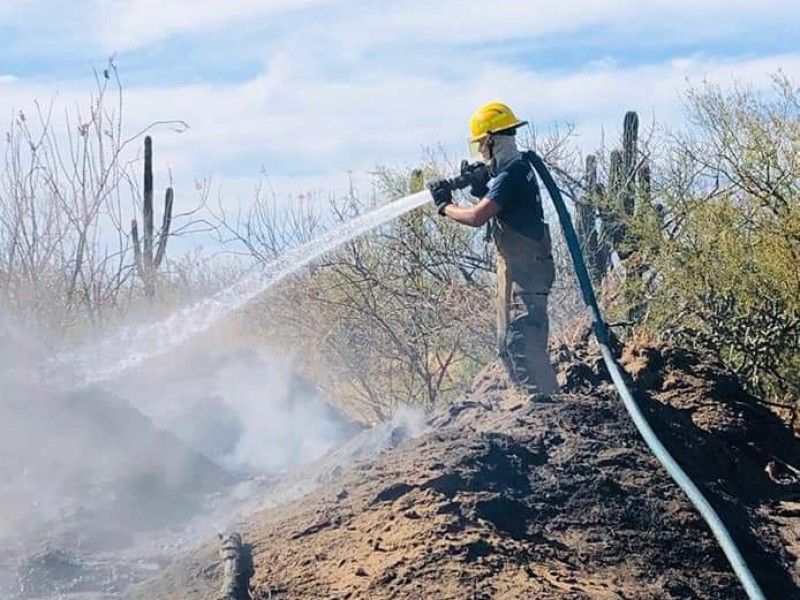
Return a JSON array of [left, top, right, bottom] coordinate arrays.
[[1, 0, 800, 210]]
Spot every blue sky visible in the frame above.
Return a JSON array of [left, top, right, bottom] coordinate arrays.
[[1, 0, 800, 206]]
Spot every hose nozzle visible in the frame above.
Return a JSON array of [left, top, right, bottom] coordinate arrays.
[[443, 160, 489, 191]]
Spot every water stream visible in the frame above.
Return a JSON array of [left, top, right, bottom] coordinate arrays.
[[57, 191, 430, 384]]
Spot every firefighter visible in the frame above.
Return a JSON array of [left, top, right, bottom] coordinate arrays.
[[428, 101, 560, 395]]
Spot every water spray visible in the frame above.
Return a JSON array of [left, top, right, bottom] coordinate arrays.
[[56, 191, 431, 384]]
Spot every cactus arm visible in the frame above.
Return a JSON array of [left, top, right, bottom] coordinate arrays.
[[131, 219, 143, 278], [154, 187, 173, 269]]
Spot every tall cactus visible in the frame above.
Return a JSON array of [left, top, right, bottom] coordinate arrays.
[[131, 135, 173, 298], [621, 111, 639, 217]]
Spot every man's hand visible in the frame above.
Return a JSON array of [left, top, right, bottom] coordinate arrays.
[[427, 180, 453, 216]]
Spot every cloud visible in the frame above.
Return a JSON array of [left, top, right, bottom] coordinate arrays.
[[2, 0, 800, 215], [91, 0, 346, 53], [373, 0, 799, 40], [118, 50, 800, 168], [79, 0, 800, 63], [5, 0, 800, 66], [2, 49, 798, 212]]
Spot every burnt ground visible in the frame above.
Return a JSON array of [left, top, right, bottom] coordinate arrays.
[[130, 333, 800, 600]]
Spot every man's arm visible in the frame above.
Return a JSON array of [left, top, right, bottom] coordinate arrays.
[[443, 198, 499, 227]]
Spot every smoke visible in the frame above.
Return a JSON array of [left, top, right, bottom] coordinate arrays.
[[139, 345, 363, 473], [0, 309, 426, 598], [0, 310, 362, 546], [0, 340, 229, 552], [221, 360, 359, 472]]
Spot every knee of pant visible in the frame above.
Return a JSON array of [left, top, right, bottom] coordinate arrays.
[[531, 260, 556, 294]]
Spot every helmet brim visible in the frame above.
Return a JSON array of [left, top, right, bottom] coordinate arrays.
[[468, 120, 528, 143]]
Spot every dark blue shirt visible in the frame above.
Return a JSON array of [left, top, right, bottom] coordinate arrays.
[[486, 158, 545, 240]]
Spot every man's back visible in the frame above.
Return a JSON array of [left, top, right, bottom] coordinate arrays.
[[486, 158, 545, 240]]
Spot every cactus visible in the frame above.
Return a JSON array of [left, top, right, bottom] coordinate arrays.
[[576, 111, 652, 280], [608, 149, 624, 197], [621, 111, 639, 217], [131, 135, 173, 298], [409, 168, 425, 194]]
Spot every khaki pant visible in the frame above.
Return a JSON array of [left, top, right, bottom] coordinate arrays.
[[494, 223, 559, 395]]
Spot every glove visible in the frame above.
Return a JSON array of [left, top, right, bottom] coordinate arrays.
[[461, 159, 490, 198], [427, 179, 452, 216]]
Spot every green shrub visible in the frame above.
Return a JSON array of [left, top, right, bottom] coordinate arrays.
[[614, 75, 800, 422]]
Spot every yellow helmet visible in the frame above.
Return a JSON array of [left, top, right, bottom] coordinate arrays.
[[468, 101, 528, 143]]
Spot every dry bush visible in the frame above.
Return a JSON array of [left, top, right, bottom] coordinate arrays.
[[236, 165, 495, 420], [0, 62, 215, 341]]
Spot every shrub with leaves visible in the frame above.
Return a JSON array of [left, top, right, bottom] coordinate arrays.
[[619, 75, 800, 423]]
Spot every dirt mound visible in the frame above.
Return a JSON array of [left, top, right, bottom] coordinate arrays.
[[130, 338, 800, 600]]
